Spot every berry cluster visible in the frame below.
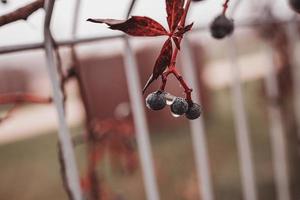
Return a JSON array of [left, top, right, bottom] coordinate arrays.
[[146, 91, 202, 120], [88, 0, 233, 120]]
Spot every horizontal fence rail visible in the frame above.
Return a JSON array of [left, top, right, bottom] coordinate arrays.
[[0, 19, 299, 55]]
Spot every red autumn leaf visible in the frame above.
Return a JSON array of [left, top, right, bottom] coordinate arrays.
[[172, 23, 193, 50], [177, 22, 194, 35], [166, 0, 184, 32], [143, 38, 173, 93], [87, 16, 168, 36], [152, 38, 173, 76]]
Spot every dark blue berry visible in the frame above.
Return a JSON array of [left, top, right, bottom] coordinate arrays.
[[210, 14, 234, 39], [171, 97, 189, 116], [289, 0, 300, 13], [185, 103, 202, 120], [146, 91, 166, 111]]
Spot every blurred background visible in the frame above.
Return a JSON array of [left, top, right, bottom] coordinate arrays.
[[1, 0, 300, 199]]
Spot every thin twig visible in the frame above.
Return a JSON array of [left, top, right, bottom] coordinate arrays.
[[0, 93, 51, 104], [68, 41, 99, 200], [0, 104, 18, 123], [69, 42, 102, 199], [126, 0, 136, 19], [0, 0, 44, 27], [48, 24, 76, 200]]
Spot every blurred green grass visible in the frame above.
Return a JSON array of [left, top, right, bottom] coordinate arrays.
[[0, 81, 283, 200]]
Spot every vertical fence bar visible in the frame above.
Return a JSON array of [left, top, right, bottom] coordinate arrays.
[[286, 20, 300, 147], [71, 0, 81, 39], [123, 37, 160, 200], [181, 39, 214, 200], [227, 36, 258, 200], [123, 2, 159, 199], [43, 1, 83, 200], [264, 43, 291, 200]]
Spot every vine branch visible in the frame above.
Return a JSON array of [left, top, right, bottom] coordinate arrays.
[[0, 0, 44, 27], [160, 0, 193, 102]]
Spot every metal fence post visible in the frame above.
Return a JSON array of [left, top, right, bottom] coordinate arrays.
[[227, 36, 258, 200], [123, 37, 160, 200], [181, 39, 214, 200], [264, 43, 291, 200], [286, 20, 300, 149], [43, 1, 83, 200]]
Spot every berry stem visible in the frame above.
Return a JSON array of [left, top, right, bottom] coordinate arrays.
[[160, 67, 193, 102], [160, 70, 172, 91], [160, 0, 193, 102], [171, 68, 193, 102], [222, 0, 230, 15]]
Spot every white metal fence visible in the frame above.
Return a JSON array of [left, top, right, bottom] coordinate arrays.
[[0, 0, 299, 200]]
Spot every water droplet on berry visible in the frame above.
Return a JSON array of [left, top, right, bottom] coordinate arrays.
[[171, 112, 180, 118], [166, 98, 175, 105], [146, 101, 151, 109]]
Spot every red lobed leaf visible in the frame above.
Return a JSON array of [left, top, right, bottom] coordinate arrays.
[[177, 22, 194, 35], [152, 38, 173, 77], [143, 38, 173, 93], [172, 23, 193, 50], [166, 0, 185, 32], [87, 16, 168, 37]]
